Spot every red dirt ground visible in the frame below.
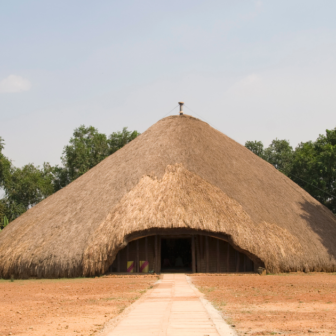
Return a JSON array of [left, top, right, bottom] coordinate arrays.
[[0, 275, 158, 336], [192, 273, 336, 336]]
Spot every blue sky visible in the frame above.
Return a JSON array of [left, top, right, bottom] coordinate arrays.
[[1, 0, 336, 167]]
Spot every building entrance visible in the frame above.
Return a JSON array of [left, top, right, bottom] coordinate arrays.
[[160, 238, 192, 272], [107, 233, 256, 274]]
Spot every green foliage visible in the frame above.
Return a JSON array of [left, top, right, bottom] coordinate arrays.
[[61, 125, 110, 182], [245, 128, 336, 213], [264, 139, 294, 176], [55, 125, 140, 190], [108, 127, 140, 155], [0, 201, 7, 230], [245, 138, 293, 175], [51, 165, 71, 192], [0, 126, 140, 226], [0, 136, 12, 189], [6, 163, 54, 209], [290, 128, 336, 213], [245, 140, 265, 158], [0, 162, 55, 223]]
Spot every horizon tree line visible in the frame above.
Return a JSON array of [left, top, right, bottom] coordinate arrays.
[[0, 126, 140, 230]]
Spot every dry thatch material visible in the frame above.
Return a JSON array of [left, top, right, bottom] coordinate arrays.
[[0, 115, 336, 278]]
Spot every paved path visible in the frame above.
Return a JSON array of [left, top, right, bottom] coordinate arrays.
[[107, 274, 235, 336]]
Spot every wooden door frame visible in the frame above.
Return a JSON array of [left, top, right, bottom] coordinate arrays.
[[121, 228, 263, 272]]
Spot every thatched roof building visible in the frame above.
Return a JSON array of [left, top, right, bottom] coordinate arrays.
[[0, 115, 336, 278]]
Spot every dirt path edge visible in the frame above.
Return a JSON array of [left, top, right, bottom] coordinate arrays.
[[98, 279, 162, 335], [187, 275, 237, 336]]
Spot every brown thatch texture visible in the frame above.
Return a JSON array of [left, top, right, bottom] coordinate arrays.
[[0, 115, 336, 278], [83, 163, 305, 275]]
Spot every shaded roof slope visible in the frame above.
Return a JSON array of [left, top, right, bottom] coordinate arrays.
[[0, 115, 336, 277]]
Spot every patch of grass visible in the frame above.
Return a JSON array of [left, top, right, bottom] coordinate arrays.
[[0, 278, 11, 283], [118, 305, 127, 314], [207, 286, 216, 292], [102, 297, 122, 301], [225, 317, 235, 327], [212, 300, 226, 310], [198, 286, 216, 293]]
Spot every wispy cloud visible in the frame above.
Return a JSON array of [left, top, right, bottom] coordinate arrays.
[[0, 75, 32, 93]]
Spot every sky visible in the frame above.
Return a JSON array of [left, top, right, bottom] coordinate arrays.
[[1, 0, 336, 167]]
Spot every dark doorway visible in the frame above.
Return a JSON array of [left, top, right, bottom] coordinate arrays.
[[161, 238, 192, 272]]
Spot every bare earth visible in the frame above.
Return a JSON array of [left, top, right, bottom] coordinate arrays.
[[0, 275, 157, 336], [191, 273, 336, 335]]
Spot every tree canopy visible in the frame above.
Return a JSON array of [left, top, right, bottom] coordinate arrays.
[[290, 129, 336, 213], [245, 128, 336, 214], [0, 126, 140, 229]]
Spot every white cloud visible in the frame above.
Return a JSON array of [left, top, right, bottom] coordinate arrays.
[[0, 75, 32, 93], [256, 0, 262, 7]]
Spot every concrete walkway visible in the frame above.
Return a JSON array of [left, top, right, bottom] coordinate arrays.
[[106, 274, 236, 336]]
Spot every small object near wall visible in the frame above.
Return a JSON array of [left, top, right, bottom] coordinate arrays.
[[140, 260, 149, 273], [257, 267, 266, 275], [127, 261, 135, 273]]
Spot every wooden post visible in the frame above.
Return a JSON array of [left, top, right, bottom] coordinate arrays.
[[158, 237, 161, 273], [227, 243, 230, 272], [136, 240, 139, 273], [154, 235, 158, 273], [202, 236, 205, 271], [195, 235, 200, 272], [236, 251, 240, 273], [244, 254, 246, 272], [126, 243, 129, 265], [206, 236, 209, 273], [145, 237, 148, 263], [216, 239, 220, 273], [191, 235, 196, 273]]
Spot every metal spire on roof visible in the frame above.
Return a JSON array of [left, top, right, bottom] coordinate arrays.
[[178, 102, 184, 115]]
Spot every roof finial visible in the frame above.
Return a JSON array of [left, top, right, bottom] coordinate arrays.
[[178, 102, 184, 115]]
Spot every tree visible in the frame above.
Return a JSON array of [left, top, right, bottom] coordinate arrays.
[[0, 136, 12, 190], [7, 163, 54, 209], [0, 125, 140, 224], [56, 125, 140, 190], [0, 200, 7, 230], [264, 139, 293, 176], [290, 128, 336, 213], [0, 137, 14, 228], [245, 131, 336, 214], [1, 137, 55, 225], [108, 127, 140, 155], [61, 125, 109, 183], [3, 163, 54, 220], [245, 141, 265, 158], [245, 139, 294, 176]]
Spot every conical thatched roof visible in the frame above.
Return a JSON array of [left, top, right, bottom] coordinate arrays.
[[1, 115, 336, 278]]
